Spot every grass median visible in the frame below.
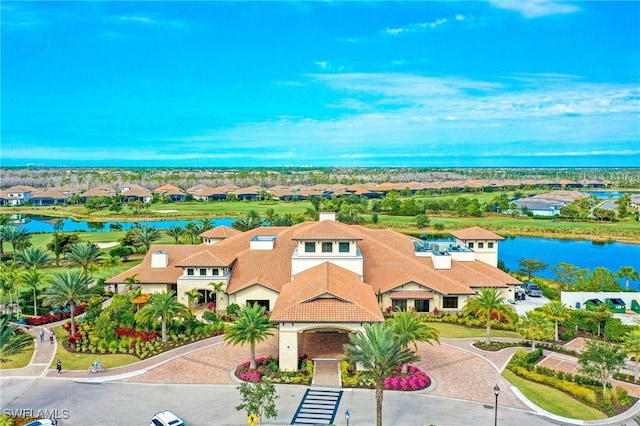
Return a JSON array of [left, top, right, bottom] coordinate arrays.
[[0, 341, 35, 369]]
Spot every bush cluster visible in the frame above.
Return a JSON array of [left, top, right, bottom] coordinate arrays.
[[25, 304, 88, 326], [234, 356, 313, 385], [512, 366, 597, 404], [340, 361, 431, 391]]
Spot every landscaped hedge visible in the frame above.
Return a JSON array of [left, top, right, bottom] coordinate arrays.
[[24, 304, 88, 326], [512, 366, 597, 404], [340, 361, 431, 391], [234, 355, 313, 385]]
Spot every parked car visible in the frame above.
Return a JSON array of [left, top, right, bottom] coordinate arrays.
[[24, 420, 55, 426], [523, 282, 542, 297], [150, 411, 185, 426]]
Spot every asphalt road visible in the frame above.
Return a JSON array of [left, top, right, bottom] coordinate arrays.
[[0, 378, 579, 426]]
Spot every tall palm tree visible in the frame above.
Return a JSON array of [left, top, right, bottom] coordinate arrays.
[[0, 314, 33, 362], [184, 221, 200, 244], [387, 308, 439, 373], [617, 266, 639, 290], [343, 322, 419, 426], [103, 254, 122, 276], [135, 291, 190, 342], [623, 329, 640, 381], [224, 303, 276, 369], [66, 242, 104, 277], [14, 247, 53, 269], [541, 300, 570, 341], [123, 273, 141, 293], [0, 262, 19, 316], [133, 225, 161, 252], [517, 310, 553, 349], [43, 270, 100, 335], [2, 226, 31, 253], [20, 267, 49, 317], [165, 225, 185, 244], [184, 289, 201, 314], [462, 287, 517, 344], [208, 281, 226, 311]]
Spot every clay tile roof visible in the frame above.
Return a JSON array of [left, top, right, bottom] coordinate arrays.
[[199, 225, 242, 239], [450, 226, 505, 241], [291, 220, 363, 241], [270, 263, 383, 323], [389, 291, 434, 299], [106, 245, 200, 284], [176, 250, 234, 267], [154, 183, 185, 193]]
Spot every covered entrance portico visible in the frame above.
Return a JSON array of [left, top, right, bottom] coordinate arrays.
[[277, 323, 365, 371]]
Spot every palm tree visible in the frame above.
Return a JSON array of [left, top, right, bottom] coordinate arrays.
[[0, 215, 13, 258], [0, 315, 33, 362], [14, 247, 53, 269], [133, 225, 161, 252], [232, 215, 262, 232], [20, 267, 48, 317], [462, 287, 517, 344], [208, 281, 226, 311], [623, 329, 640, 381], [2, 226, 31, 253], [103, 254, 122, 276], [66, 242, 104, 277], [617, 266, 639, 290], [123, 273, 141, 293], [184, 221, 200, 244], [0, 262, 20, 316], [541, 300, 570, 341], [184, 289, 201, 314], [343, 322, 419, 426], [43, 270, 100, 335], [135, 291, 190, 342], [165, 225, 185, 244], [387, 308, 439, 373], [224, 303, 276, 369], [271, 214, 295, 226], [516, 310, 553, 349]]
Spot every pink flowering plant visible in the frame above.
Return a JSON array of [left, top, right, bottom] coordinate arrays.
[[341, 362, 431, 391], [234, 355, 313, 385]]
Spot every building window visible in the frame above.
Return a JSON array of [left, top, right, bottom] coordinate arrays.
[[338, 242, 350, 253], [213, 269, 220, 276], [199, 268, 207, 276], [247, 300, 270, 311], [488, 242, 494, 249], [468, 242, 474, 249], [322, 242, 333, 253], [391, 299, 407, 311], [305, 242, 315, 253], [187, 268, 194, 276], [478, 242, 484, 249], [443, 297, 458, 309], [415, 299, 430, 313]]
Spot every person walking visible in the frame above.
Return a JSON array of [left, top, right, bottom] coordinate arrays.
[[56, 360, 62, 375], [40, 329, 45, 342], [49, 330, 54, 344]]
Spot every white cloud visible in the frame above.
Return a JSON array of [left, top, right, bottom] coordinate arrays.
[[113, 14, 186, 29], [489, 0, 580, 18], [314, 61, 329, 69], [383, 17, 449, 36]]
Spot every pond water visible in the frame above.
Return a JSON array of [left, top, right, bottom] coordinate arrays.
[[499, 236, 640, 290], [16, 215, 234, 233]]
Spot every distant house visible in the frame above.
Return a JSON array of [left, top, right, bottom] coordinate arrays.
[[199, 225, 242, 245], [154, 184, 186, 202], [80, 185, 117, 202], [30, 189, 71, 206], [120, 185, 153, 203], [0, 185, 35, 206]]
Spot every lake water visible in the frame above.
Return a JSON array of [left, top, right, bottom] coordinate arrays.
[[499, 236, 640, 290], [15, 215, 640, 290]]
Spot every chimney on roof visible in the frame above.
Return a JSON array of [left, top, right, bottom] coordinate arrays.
[[319, 212, 336, 222], [151, 251, 168, 268]]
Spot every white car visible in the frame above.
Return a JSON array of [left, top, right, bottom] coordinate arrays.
[[150, 411, 185, 426], [24, 420, 56, 426]]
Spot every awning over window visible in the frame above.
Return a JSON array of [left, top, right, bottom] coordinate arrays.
[[389, 291, 434, 300]]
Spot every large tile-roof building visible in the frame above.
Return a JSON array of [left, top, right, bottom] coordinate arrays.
[[107, 213, 520, 370]]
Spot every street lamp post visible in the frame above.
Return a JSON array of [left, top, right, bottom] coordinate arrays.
[[345, 410, 350, 426], [493, 384, 500, 426]]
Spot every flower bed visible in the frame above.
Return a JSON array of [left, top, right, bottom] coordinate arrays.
[[341, 361, 431, 391], [234, 355, 313, 385], [25, 304, 88, 326]]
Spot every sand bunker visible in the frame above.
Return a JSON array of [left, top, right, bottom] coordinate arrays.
[[96, 242, 119, 249], [152, 209, 178, 213]]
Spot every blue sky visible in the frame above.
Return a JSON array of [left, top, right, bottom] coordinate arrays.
[[2, 1, 639, 167]]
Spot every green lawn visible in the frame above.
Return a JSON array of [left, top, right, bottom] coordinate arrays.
[[428, 322, 522, 339], [0, 341, 35, 369], [502, 369, 607, 421], [49, 326, 139, 371]]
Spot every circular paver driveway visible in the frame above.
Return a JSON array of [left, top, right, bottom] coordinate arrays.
[[121, 332, 528, 410]]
